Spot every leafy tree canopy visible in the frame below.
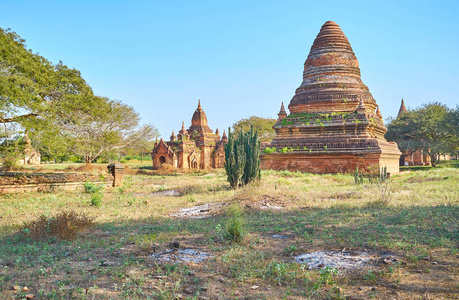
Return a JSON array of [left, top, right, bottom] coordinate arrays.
[[232, 116, 276, 142], [26, 97, 159, 163], [1, 27, 159, 164], [0, 28, 93, 124], [386, 102, 459, 167]]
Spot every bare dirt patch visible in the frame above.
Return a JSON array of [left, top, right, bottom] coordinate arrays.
[[152, 189, 181, 197], [171, 202, 227, 218], [244, 195, 286, 210]]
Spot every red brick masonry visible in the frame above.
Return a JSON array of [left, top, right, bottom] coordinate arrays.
[[0, 171, 116, 193], [261, 21, 401, 174]]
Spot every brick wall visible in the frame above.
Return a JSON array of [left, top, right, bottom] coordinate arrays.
[[0, 171, 114, 193]]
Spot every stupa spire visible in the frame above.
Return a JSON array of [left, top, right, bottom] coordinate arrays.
[[397, 99, 407, 117], [190, 100, 210, 132], [356, 98, 366, 113], [288, 20, 377, 114], [278, 102, 288, 120]]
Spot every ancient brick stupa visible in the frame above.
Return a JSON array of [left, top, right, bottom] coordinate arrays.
[[260, 21, 401, 174]]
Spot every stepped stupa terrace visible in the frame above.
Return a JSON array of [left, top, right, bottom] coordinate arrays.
[[260, 21, 401, 174]]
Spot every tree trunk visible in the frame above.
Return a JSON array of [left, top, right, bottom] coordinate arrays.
[[429, 153, 438, 167]]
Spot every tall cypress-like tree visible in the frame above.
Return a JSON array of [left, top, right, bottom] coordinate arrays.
[[224, 125, 261, 188]]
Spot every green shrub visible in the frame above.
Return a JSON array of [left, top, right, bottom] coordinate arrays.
[[265, 261, 290, 285], [1, 152, 21, 170], [83, 181, 104, 194], [68, 155, 83, 163], [83, 181, 104, 207], [263, 147, 277, 154], [91, 193, 103, 207], [224, 205, 245, 243]]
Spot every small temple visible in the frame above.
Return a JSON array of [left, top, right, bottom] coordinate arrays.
[[21, 133, 41, 165], [151, 101, 227, 169], [260, 21, 401, 174]]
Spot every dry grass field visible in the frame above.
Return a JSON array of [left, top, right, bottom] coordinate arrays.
[[0, 163, 458, 299]]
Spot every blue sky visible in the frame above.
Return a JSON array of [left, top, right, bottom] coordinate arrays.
[[2, 0, 458, 137]]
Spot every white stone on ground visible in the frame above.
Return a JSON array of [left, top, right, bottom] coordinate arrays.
[[171, 203, 224, 218], [152, 249, 211, 263], [294, 251, 374, 270]]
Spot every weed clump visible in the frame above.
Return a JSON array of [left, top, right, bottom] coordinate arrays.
[[354, 166, 391, 204], [223, 205, 246, 243], [21, 211, 94, 240], [83, 181, 104, 207]]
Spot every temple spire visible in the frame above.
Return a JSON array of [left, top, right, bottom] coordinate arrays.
[[278, 101, 287, 120], [215, 128, 220, 136], [191, 99, 208, 128], [178, 121, 187, 140], [397, 99, 407, 117]]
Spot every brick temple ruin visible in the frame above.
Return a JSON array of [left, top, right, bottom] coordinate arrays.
[[151, 101, 227, 170], [261, 21, 401, 174], [21, 133, 41, 165]]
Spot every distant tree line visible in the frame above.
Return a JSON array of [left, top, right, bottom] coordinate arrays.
[[232, 116, 276, 142], [0, 27, 159, 167], [386, 102, 459, 167]]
